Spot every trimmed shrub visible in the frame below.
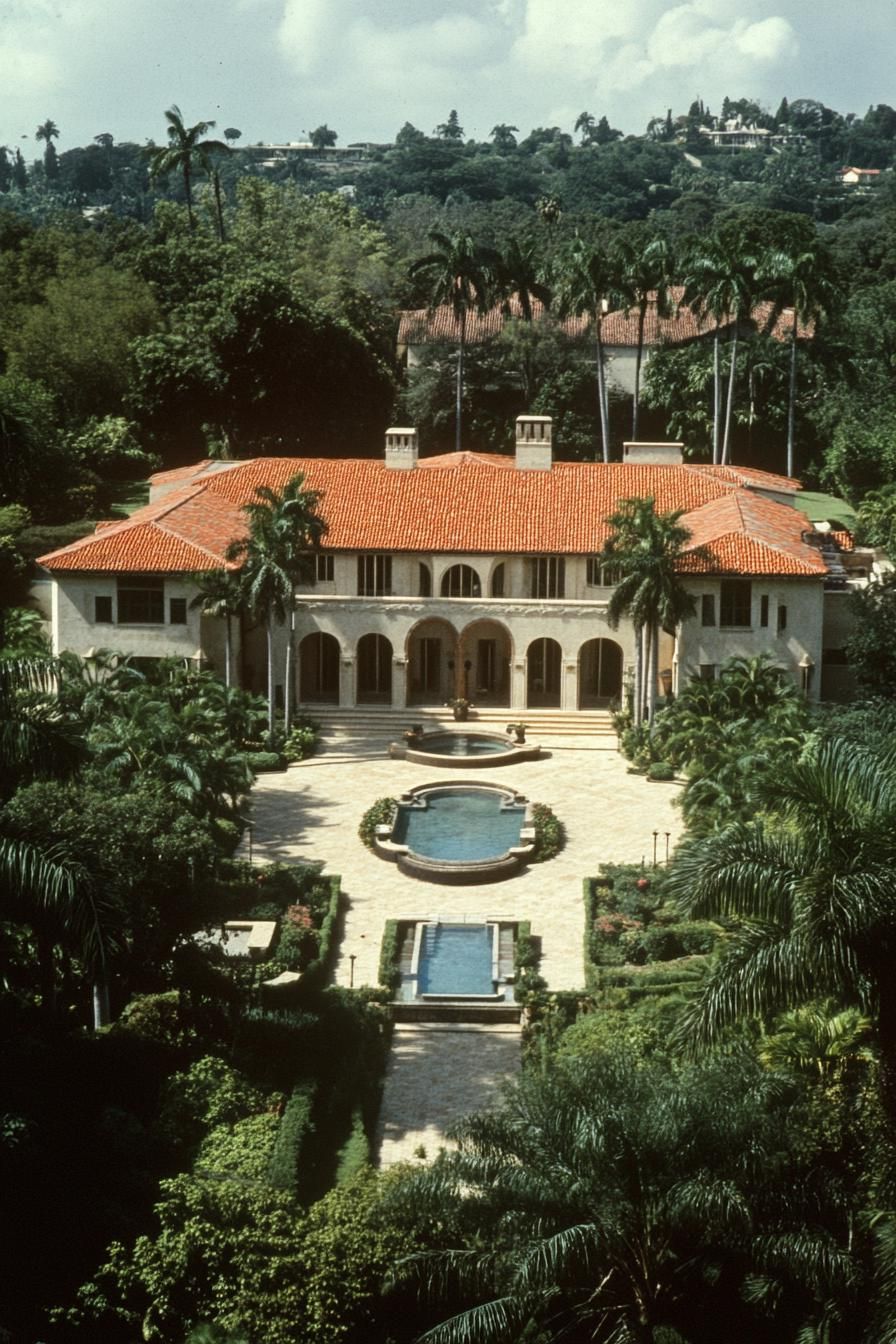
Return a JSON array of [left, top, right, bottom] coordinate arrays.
[[530, 801, 564, 862], [378, 920, 402, 996], [246, 751, 286, 774], [300, 876, 342, 993], [334, 1106, 370, 1184], [646, 760, 675, 781], [358, 797, 397, 849], [267, 1079, 317, 1196], [196, 1111, 280, 1183], [282, 716, 319, 763]]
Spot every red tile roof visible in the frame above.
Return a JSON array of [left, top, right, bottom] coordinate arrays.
[[398, 297, 590, 346], [39, 454, 824, 579], [679, 492, 827, 576]]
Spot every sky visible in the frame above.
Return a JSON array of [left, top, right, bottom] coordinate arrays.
[[1, 0, 893, 153]]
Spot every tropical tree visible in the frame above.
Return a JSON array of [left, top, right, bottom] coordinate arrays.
[[190, 567, 244, 687], [601, 497, 697, 726], [612, 233, 676, 440], [410, 231, 495, 453], [35, 119, 59, 146], [389, 1049, 865, 1343], [492, 237, 552, 406], [147, 104, 230, 233], [555, 235, 620, 462], [668, 734, 896, 1130], [309, 124, 337, 151], [489, 124, 518, 152], [226, 475, 325, 741], [684, 238, 758, 464], [757, 242, 838, 476]]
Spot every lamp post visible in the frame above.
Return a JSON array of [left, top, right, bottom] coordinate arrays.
[[652, 830, 659, 868]]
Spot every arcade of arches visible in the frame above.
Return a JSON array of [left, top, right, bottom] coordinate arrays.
[[297, 626, 624, 710]]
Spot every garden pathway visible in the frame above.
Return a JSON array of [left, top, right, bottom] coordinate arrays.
[[375, 1023, 522, 1167]]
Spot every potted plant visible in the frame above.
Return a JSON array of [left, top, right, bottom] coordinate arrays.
[[506, 721, 527, 744], [447, 697, 473, 721], [404, 724, 423, 742]]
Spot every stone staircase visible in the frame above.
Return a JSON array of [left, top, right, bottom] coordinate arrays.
[[309, 705, 618, 743]]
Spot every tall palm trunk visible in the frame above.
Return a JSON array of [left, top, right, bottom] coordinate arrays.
[[712, 329, 721, 464], [223, 615, 232, 689], [284, 600, 295, 736], [92, 978, 110, 1030], [212, 169, 225, 243], [266, 608, 276, 746], [632, 623, 644, 727], [596, 317, 610, 463], [787, 317, 798, 478], [456, 309, 466, 454], [632, 302, 647, 440], [646, 621, 659, 726], [182, 162, 194, 229], [721, 329, 739, 466]]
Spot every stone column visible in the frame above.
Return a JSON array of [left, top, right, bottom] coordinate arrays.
[[562, 658, 578, 711], [340, 654, 356, 708], [392, 658, 408, 709], [512, 658, 527, 711]]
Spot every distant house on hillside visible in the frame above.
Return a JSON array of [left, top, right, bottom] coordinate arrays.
[[838, 166, 882, 187]]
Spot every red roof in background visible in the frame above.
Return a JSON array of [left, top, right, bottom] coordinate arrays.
[[398, 288, 814, 350], [39, 453, 827, 580]]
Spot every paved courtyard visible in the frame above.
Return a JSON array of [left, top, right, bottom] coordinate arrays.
[[247, 734, 685, 992]]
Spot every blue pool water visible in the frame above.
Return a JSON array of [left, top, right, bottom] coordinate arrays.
[[418, 924, 494, 995], [418, 733, 509, 757], [393, 788, 524, 861]]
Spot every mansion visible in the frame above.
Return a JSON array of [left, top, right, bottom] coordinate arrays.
[[38, 418, 872, 711]]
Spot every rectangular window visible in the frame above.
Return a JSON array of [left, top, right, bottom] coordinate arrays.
[[701, 594, 716, 627], [94, 595, 113, 624], [316, 553, 334, 583], [777, 603, 788, 634], [117, 577, 164, 624], [760, 595, 769, 627], [586, 558, 620, 587], [527, 556, 565, 599], [719, 580, 752, 628], [698, 663, 716, 681], [357, 554, 392, 596], [169, 597, 187, 625]]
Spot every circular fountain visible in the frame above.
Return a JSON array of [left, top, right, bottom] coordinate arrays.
[[373, 780, 536, 883], [390, 729, 541, 767]]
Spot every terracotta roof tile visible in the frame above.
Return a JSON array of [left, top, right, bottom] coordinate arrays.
[[40, 454, 824, 579], [679, 492, 826, 576], [398, 298, 590, 345]]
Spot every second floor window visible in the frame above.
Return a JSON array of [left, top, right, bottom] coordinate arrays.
[[528, 556, 565, 599], [117, 577, 164, 624], [586, 558, 620, 587], [357, 554, 392, 596], [719, 580, 752, 628], [316, 553, 334, 583], [441, 564, 481, 598]]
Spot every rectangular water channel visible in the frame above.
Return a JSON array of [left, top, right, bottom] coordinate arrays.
[[396, 920, 518, 1003]]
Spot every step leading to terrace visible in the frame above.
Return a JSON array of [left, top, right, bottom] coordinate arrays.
[[308, 706, 618, 742]]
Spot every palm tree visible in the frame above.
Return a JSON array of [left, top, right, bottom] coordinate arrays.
[[612, 234, 676, 440], [35, 118, 59, 147], [601, 498, 697, 726], [409, 230, 495, 454], [492, 237, 552, 406], [555, 236, 620, 462], [667, 735, 896, 1130], [757, 243, 837, 477], [389, 1050, 862, 1343], [190, 567, 244, 687], [147, 104, 230, 232], [226, 475, 325, 742], [684, 238, 758, 465]]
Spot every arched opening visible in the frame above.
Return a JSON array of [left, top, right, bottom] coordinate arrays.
[[491, 562, 506, 598], [299, 632, 340, 704], [526, 637, 561, 708], [357, 633, 393, 704], [459, 619, 512, 706], [407, 618, 458, 706], [418, 563, 432, 597], [578, 638, 623, 708], [440, 564, 481, 598]]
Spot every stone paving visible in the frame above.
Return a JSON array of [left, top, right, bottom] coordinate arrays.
[[247, 733, 684, 1163], [247, 733, 685, 992], [375, 1023, 522, 1167]]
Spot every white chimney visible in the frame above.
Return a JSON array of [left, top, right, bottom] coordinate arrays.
[[515, 415, 552, 470], [385, 427, 418, 469], [623, 441, 684, 466]]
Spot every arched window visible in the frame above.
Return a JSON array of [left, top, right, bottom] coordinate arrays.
[[357, 633, 392, 703], [491, 563, 506, 598], [440, 564, 481, 598], [418, 563, 432, 597]]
